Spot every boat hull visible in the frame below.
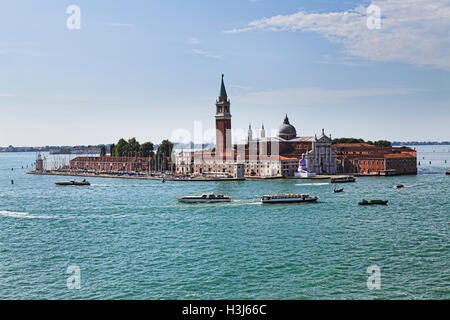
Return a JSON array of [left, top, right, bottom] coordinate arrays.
[[177, 198, 231, 203], [55, 181, 90, 186], [358, 200, 388, 206], [261, 197, 318, 204], [331, 177, 356, 183]]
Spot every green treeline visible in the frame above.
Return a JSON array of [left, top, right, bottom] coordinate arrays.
[[110, 138, 155, 157], [332, 138, 392, 148], [109, 138, 174, 171]]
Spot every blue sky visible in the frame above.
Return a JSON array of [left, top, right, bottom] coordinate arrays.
[[0, 0, 449, 146]]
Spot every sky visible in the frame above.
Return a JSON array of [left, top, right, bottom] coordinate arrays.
[[0, 0, 449, 146]]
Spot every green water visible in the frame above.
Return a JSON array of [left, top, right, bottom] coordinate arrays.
[[0, 147, 449, 299]]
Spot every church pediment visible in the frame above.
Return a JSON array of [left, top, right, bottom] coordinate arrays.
[[317, 136, 331, 143]]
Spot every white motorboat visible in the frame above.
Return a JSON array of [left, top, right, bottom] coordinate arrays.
[[177, 193, 231, 203]]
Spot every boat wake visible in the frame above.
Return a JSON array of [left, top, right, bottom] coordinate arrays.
[[230, 201, 261, 206], [176, 200, 261, 208], [0, 210, 56, 219], [91, 183, 157, 187], [404, 183, 422, 188], [295, 182, 330, 186]]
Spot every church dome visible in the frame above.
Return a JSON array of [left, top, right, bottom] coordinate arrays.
[[278, 115, 297, 139]]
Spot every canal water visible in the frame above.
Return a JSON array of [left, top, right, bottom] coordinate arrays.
[[0, 146, 449, 299]]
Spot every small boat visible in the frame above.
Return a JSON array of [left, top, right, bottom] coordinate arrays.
[[394, 184, 404, 189], [446, 170, 450, 175], [261, 193, 318, 204], [358, 199, 388, 206], [330, 176, 356, 183], [55, 179, 91, 186], [177, 193, 231, 203], [333, 188, 344, 193]]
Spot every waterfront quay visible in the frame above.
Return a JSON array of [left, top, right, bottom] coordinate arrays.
[[26, 170, 245, 182], [26, 169, 364, 182]]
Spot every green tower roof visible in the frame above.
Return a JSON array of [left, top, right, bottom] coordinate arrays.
[[219, 74, 227, 97]]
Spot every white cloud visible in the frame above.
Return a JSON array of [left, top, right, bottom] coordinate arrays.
[[224, 0, 450, 70], [187, 37, 201, 45], [192, 49, 221, 59], [234, 87, 425, 106]]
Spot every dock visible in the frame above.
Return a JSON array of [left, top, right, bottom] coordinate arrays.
[[26, 170, 245, 182]]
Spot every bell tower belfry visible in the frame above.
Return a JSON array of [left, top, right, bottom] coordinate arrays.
[[215, 74, 232, 156]]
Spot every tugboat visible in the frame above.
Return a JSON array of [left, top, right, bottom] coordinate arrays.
[[177, 193, 231, 203], [333, 187, 344, 193], [394, 184, 405, 189], [55, 179, 91, 186], [261, 193, 318, 204], [330, 176, 356, 183], [358, 199, 388, 206]]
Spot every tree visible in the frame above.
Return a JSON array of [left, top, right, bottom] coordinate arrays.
[[127, 137, 141, 157], [114, 138, 128, 157], [374, 140, 392, 148], [331, 137, 392, 148], [332, 138, 366, 145], [140, 142, 154, 157], [156, 140, 174, 171], [109, 144, 115, 156], [100, 146, 106, 157]]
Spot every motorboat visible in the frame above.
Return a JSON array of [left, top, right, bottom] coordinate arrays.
[[55, 179, 90, 186], [358, 199, 388, 206], [331, 176, 356, 183], [333, 188, 344, 193], [177, 193, 231, 203], [261, 193, 318, 204], [394, 184, 405, 189]]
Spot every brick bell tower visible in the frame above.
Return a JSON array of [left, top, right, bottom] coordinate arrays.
[[215, 74, 232, 156]]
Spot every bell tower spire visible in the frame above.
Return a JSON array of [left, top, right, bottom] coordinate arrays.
[[219, 74, 227, 98], [215, 74, 232, 157]]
